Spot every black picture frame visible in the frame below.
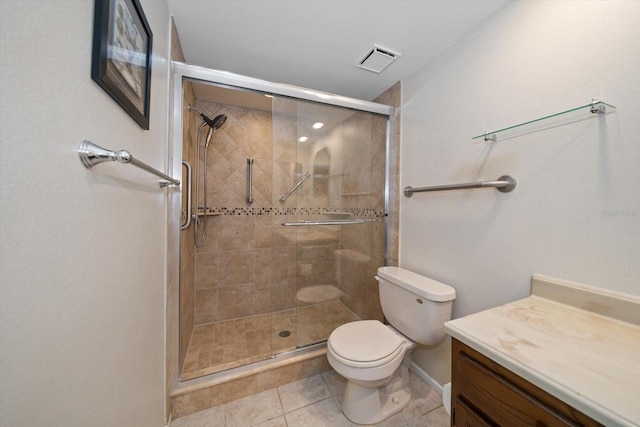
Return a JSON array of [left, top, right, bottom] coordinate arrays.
[[91, 0, 153, 129]]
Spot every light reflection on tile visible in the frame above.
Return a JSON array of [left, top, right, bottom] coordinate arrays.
[[225, 389, 282, 427], [277, 373, 332, 413]]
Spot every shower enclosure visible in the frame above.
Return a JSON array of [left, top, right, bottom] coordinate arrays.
[[171, 63, 393, 381]]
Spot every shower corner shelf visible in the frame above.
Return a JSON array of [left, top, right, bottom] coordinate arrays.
[[195, 209, 222, 217], [472, 98, 616, 142]]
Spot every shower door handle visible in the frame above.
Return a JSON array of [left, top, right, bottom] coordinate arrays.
[[181, 160, 192, 230], [247, 158, 254, 204]]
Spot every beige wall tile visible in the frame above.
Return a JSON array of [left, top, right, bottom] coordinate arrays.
[[218, 283, 255, 320], [194, 250, 218, 290], [179, 256, 195, 365], [194, 289, 218, 325], [271, 282, 296, 312], [254, 249, 272, 283], [219, 250, 255, 287], [172, 387, 213, 419]]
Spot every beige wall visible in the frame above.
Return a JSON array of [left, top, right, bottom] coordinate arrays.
[[402, 0, 640, 387], [0, 0, 171, 425]]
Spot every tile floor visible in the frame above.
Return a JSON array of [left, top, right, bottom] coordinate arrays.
[[172, 369, 450, 427], [182, 301, 359, 380]]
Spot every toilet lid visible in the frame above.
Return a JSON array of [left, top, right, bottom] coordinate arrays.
[[328, 320, 403, 363]]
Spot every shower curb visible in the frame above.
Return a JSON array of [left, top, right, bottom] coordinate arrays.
[[171, 345, 330, 419]]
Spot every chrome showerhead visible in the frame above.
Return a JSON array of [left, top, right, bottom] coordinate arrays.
[[205, 115, 227, 148], [189, 105, 227, 131], [209, 114, 227, 131], [189, 105, 227, 148]]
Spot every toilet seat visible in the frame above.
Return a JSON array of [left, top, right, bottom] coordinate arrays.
[[327, 320, 405, 368]]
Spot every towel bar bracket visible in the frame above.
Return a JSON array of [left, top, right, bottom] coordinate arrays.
[[78, 140, 180, 188]]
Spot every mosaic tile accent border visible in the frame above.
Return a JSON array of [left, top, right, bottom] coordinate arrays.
[[196, 206, 384, 218]]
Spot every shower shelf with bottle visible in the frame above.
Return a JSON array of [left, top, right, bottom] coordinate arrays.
[[473, 98, 615, 142]]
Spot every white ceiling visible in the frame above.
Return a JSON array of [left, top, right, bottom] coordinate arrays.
[[167, 0, 511, 101]]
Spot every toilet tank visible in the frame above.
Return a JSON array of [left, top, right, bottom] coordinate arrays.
[[376, 266, 455, 345]]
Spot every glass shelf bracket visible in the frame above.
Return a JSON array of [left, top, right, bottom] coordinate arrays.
[[473, 98, 616, 142]]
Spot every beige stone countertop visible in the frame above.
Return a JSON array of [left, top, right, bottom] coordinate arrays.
[[444, 275, 640, 427]]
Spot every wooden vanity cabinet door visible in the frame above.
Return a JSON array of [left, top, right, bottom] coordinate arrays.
[[451, 339, 603, 427], [454, 398, 494, 427], [457, 350, 573, 426]]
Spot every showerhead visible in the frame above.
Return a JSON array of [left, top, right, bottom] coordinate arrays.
[[208, 114, 227, 131], [189, 105, 227, 131]]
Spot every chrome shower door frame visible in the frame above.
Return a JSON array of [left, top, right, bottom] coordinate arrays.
[[168, 61, 393, 391]]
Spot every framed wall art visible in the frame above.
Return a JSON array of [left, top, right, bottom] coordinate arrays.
[[91, 0, 153, 129]]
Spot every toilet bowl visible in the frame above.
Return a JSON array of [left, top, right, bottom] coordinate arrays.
[[327, 267, 456, 425], [327, 320, 417, 424]]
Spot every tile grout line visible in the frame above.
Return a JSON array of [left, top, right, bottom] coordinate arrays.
[[275, 382, 289, 427]]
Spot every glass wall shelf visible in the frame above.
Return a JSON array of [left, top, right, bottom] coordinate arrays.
[[473, 98, 616, 141]]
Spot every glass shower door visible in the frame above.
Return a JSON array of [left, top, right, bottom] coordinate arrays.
[[271, 96, 387, 352]]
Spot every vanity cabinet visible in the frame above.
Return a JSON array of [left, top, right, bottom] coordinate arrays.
[[451, 338, 603, 427]]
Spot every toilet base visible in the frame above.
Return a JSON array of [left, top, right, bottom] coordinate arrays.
[[341, 361, 411, 425]]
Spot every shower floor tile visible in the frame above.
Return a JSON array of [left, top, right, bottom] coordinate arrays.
[[296, 301, 360, 346], [181, 301, 359, 380]]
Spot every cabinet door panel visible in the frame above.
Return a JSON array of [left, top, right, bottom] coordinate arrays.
[[458, 352, 576, 427], [454, 398, 494, 427]]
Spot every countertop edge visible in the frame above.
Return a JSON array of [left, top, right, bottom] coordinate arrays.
[[444, 322, 635, 427]]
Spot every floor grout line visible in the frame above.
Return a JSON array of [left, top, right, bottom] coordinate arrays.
[[274, 382, 287, 424]]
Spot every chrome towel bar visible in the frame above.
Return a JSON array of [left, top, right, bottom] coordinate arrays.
[[282, 219, 379, 226], [78, 140, 180, 188], [404, 175, 516, 197]]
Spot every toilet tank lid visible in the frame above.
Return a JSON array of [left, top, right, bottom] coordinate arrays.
[[377, 266, 456, 302]]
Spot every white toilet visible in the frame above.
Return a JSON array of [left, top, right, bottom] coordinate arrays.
[[327, 266, 456, 425]]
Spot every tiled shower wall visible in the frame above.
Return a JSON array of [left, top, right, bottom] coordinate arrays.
[[172, 17, 199, 374], [179, 81, 197, 369], [186, 98, 389, 328], [190, 103, 278, 325], [375, 82, 401, 267], [335, 110, 387, 320], [178, 83, 401, 370]]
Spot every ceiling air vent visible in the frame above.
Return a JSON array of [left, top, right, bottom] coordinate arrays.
[[356, 45, 401, 74]]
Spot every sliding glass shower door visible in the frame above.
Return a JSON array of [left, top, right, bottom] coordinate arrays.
[[175, 62, 392, 381], [271, 96, 388, 350]]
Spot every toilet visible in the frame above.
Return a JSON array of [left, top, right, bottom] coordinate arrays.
[[327, 266, 456, 425]]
